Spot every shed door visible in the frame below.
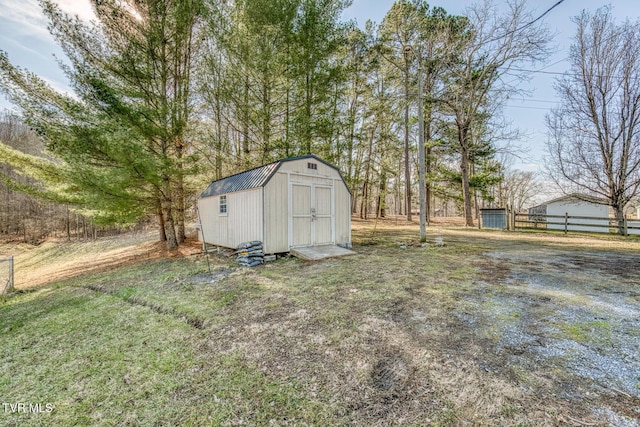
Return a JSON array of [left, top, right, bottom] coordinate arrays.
[[291, 182, 334, 247], [314, 186, 333, 245], [292, 184, 312, 247]]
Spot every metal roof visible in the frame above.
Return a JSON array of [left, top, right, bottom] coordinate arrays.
[[199, 155, 349, 198], [543, 193, 609, 206], [199, 162, 279, 198]]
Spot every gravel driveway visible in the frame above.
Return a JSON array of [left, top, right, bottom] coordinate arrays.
[[476, 246, 640, 425]]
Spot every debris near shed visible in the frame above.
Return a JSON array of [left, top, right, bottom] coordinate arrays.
[[235, 241, 264, 267]]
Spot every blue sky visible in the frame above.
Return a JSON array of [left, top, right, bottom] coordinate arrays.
[[0, 0, 638, 172]]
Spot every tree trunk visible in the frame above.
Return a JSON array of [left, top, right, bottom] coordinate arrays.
[[243, 75, 250, 164], [305, 73, 313, 154], [157, 199, 167, 241], [360, 180, 368, 219], [377, 171, 387, 218], [66, 205, 70, 241], [459, 126, 474, 227], [425, 106, 432, 224], [614, 204, 626, 235], [161, 181, 178, 250], [284, 70, 291, 158], [175, 178, 185, 244], [404, 72, 412, 221], [215, 82, 223, 180]]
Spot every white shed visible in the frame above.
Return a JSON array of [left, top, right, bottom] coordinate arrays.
[[197, 155, 351, 254], [544, 194, 609, 232]]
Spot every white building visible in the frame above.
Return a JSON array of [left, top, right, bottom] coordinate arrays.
[[197, 155, 351, 254], [542, 194, 610, 232]]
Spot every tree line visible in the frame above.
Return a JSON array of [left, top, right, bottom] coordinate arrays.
[[1, 0, 637, 246], [0, 112, 142, 242]]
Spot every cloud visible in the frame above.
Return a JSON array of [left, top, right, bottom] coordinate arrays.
[[0, 0, 95, 42], [56, 0, 95, 22], [0, 34, 52, 61], [0, 0, 50, 40]]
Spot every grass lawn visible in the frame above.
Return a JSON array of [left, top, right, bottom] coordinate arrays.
[[1, 218, 639, 426]]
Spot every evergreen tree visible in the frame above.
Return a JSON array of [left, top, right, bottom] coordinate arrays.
[[0, 0, 204, 248]]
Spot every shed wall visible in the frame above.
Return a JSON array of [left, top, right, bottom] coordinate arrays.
[[263, 172, 289, 253], [480, 208, 507, 229], [198, 188, 263, 249], [277, 158, 337, 178], [265, 158, 351, 251], [547, 200, 609, 232], [334, 182, 351, 244]]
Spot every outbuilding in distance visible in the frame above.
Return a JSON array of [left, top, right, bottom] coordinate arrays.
[[197, 155, 352, 254]]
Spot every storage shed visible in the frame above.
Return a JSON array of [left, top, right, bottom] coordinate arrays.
[[197, 155, 351, 254], [480, 208, 507, 229]]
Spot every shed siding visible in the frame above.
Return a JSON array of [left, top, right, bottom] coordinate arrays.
[[263, 172, 289, 253], [197, 196, 222, 245], [334, 182, 351, 244], [273, 158, 350, 249], [547, 200, 609, 232], [198, 188, 263, 248], [278, 158, 336, 178]]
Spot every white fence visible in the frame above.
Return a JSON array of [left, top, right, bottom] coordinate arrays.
[[1, 256, 14, 294]]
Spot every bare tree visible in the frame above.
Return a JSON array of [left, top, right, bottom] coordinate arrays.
[[499, 169, 543, 213], [441, 0, 552, 226], [546, 7, 640, 232]]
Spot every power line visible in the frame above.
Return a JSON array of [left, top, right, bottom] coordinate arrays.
[[512, 98, 559, 104], [508, 67, 640, 81], [506, 104, 554, 111], [483, 0, 566, 45], [509, 67, 565, 76]]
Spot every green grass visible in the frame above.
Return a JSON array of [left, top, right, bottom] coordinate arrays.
[[1, 222, 639, 425], [0, 258, 336, 426], [554, 319, 613, 344]]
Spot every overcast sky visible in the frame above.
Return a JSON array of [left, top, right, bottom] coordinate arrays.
[[1, 0, 638, 172]]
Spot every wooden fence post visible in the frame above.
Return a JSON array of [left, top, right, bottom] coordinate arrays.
[[9, 256, 13, 293], [564, 212, 568, 234], [1, 256, 14, 295], [624, 218, 628, 236]]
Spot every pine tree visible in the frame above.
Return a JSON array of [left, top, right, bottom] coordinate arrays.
[[0, 0, 204, 248]]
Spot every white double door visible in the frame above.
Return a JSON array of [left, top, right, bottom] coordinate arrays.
[[291, 182, 333, 247]]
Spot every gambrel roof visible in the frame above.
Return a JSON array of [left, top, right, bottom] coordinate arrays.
[[199, 154, 348, 198]]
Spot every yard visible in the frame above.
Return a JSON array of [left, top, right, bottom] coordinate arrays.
[[1, 219, 638, 426]]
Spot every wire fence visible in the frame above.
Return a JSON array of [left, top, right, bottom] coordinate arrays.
[[1, 256, 14, 295]]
